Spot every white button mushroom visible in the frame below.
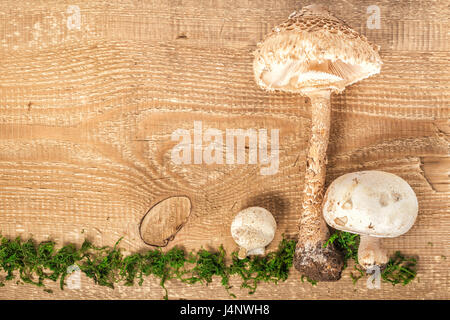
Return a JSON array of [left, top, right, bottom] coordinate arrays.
[[231, 207, 277, 259], [323, 171, 418, 269]]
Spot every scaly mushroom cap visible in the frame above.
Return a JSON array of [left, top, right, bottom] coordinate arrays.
[[323, 171, 418, 237], [231, 207, 277, 253], [253, 4, 382, 94]]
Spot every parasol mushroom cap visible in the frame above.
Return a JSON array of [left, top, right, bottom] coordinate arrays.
[[323, 171, 418, 238], [253, 4, 382, 94], [231, 207, 277, 258]]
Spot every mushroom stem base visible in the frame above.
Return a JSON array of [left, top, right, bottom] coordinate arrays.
[[358, 235, 389, 269], [238, 247, 248, 260], [294, 241, 343, 281]]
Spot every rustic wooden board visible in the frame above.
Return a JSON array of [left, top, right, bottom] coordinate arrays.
[[0, 0, 448, 299]]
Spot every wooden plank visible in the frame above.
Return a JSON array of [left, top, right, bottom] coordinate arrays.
[[0, 0, 448, 299]]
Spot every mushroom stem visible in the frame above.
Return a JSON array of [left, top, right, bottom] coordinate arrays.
[[358, 235, 389, 269], [299, 90, 332, 242], [293, 89, 343, 281]]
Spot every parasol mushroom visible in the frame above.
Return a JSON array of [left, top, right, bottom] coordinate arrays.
[[323, 171, 418, 269], [253, 4, 382, 281], [231, 207, 277, 259]]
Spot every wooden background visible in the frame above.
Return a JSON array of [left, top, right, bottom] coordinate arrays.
[[0, 0, 448, 299]]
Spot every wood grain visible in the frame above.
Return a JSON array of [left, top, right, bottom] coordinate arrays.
[[140, 195, 192, 246], [0, 0, 448, 299]]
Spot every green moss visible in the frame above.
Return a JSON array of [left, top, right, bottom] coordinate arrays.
[[382, 251, 417, 286], [0, 234, 295, 299], [0, 231, 418, 297], [324, 230, 359, 267], [228, 238, 296, 293]]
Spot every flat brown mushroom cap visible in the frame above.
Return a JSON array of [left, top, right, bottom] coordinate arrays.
[[253, 4, 382, 94]]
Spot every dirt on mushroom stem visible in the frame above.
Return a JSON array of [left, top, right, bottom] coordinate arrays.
[[293, 90, 344, 281]]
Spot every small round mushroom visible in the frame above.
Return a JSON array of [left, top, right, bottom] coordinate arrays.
[[323, 171, 418, 269], [253, 4, 382, 281], [231, 207, 277, 259]]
